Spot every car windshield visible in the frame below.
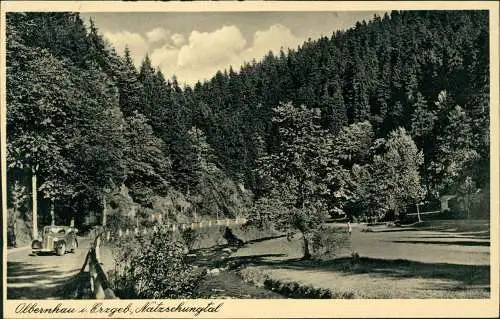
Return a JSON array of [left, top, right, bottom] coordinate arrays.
[[44, 226, 68, 234]]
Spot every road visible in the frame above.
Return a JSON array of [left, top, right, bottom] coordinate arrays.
[[7, 236, 90, 299]]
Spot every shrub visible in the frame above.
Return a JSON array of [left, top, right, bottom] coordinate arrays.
[[181, 228, 201, 252], [310, 226, 351, 259], [257, 276, 350, 299], [106, 214, 135, 233], [320, 288, 333, 298], [238, 267, 270, 287], [110, 230, 206, 298]]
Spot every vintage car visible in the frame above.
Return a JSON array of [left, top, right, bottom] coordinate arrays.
[[31, 225, 78, 256]]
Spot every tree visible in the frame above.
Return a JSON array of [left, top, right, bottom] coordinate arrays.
[[320, 80, 348, 133], [371, 128, 426, 219], [431, 91, 479, 195], [347, 127, 425, 221], [457, 176, 476, 219], [9, 181, 29, 239], [256, 102, 332, 259], [7, 13, 129, 229], [66, 64, 127, 226], [334, 121, 374, 168], [186, 127, 231, 219], [349, 163, 378, 220], [410, 92, 437, 195], [122, 111, 171, 206], [7, 40, 77, 234], [115, 46, 143, 117]]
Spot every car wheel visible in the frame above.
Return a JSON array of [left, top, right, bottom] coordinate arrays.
[[56, 242, 66, 256]]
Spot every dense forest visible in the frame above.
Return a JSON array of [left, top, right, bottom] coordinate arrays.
[[6, 11, 489, 240]]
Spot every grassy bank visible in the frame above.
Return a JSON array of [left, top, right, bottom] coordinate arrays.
[[229, 220, 490, 298]]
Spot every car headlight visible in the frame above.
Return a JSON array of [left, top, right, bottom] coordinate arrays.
[[31, 240, 42, 249]]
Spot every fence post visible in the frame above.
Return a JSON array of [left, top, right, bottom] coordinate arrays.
[[95, 229, 101, 261], [89, 258, 95, 293], [94, 276, 105, 299]]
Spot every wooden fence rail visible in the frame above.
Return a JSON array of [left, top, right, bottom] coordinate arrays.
[[81, 247, 118, 299], [99, 217, 248, 243], [406, 210, 441, 216]]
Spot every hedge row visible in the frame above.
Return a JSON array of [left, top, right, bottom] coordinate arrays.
[[263, 278, 355, 299]]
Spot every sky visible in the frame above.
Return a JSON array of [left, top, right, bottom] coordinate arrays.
[[82, 12, 385, 86]]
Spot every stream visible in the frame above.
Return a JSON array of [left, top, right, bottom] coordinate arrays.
[[196, 270, 283, 299]]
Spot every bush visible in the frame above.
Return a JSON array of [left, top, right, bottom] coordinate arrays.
[[110, 230, 206, 298], [106, 214, 135, 233], [310, 226, 351, 259], [260, 276, 338, 299], [181, 228, 201, 252], [238, 267, 270, 287]]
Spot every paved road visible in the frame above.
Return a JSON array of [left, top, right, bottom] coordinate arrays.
[[7, 236, 90, 299]]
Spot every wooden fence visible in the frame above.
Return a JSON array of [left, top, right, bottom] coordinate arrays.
[[80, 238, 118, 299], [98, 217, 248, 243]]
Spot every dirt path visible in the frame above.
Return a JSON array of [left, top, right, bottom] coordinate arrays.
[[7, 237, 90, 299]]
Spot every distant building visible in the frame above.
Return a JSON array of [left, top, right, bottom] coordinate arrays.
[[440, 195, 457, 212]]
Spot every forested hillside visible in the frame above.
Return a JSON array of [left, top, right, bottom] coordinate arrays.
[[6, 11, 489, 236]]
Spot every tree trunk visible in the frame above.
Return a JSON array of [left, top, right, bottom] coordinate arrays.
[[50, 200, 55, 226], [465, 196, 470, 219], [31, 167, 38, 240], [96, 195, 107, 260], [301, 231, 312, 260], [13, 204, 19, 242], [102, 195, 107, 227], [416, 203, 421, 222]]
